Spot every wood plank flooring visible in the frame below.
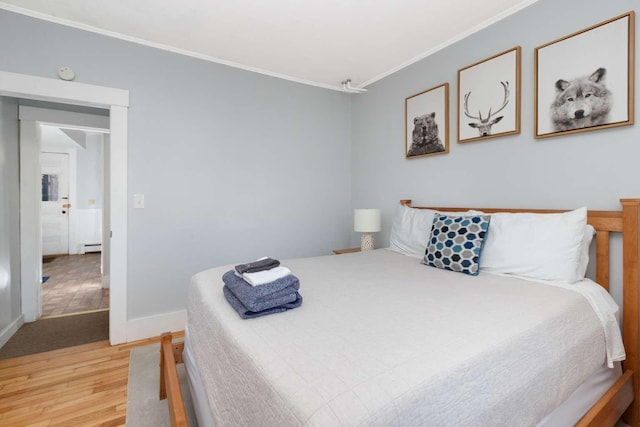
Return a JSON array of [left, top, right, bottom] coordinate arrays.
[[0, 333, 183, 426]]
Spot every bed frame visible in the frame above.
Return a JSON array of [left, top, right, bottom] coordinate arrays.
[[160, 198, 640, 427]]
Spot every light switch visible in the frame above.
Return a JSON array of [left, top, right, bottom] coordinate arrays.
[[133, 193, 145, 209]]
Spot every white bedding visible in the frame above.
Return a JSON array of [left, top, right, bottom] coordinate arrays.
[[186, 249, 619, 426]]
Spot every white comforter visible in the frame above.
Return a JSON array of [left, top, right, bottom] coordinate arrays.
[[186, 249, 617, 426]]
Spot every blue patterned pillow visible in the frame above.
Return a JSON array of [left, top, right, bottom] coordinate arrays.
[[423, 214, 491, 275]]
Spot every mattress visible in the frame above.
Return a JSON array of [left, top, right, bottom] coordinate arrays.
[[186, 249, 620, 426]]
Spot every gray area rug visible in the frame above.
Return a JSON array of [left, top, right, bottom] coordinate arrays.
[[0, 310, 109, 359], [127, 342, 198, 426]]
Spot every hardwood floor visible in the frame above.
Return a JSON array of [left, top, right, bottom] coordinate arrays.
[[0, 333, 183, 426]]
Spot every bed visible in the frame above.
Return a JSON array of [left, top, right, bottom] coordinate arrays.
[[160, 199, 640, 426]]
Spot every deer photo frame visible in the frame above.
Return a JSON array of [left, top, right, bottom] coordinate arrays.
[[457, 46, 521, 143]]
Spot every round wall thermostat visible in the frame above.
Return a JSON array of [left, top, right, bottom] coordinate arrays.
[[57, 66, 75, 81]]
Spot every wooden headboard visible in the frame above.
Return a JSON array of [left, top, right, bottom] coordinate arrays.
[[401, 198, 640, 426]]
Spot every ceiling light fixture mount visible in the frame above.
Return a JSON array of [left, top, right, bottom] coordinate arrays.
[[341, 79, 367, 94], [57, 66, 76, 81]]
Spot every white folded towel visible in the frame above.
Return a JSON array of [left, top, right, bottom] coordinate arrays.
[[234, 266, 292, 287]]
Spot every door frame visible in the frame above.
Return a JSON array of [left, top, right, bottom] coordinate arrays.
[[1, 70, 129, 344]]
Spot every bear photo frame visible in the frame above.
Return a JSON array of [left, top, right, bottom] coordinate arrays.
[[405, 83, 449, 159], [535, 11, 635, 139]]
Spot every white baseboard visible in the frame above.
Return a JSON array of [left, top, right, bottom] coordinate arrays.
[[0, 314, 24, 348], [126, 310, 186, 342]]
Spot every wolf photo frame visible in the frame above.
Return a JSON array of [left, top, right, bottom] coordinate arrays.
[[405, 83, 449, 159], [457, 46, 521, 143], [535, 11, 635, 139]]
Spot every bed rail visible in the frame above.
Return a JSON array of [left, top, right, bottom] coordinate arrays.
[[159, 332, 187, 427]]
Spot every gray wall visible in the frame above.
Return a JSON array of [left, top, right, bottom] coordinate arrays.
[[350, 0, 637, 303], [0, 96, 21, 331], [0, 10, 353, 319], [352, 0, 638, 239]]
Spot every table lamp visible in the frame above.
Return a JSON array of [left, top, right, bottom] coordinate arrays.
[[354, 209, 381, 251]]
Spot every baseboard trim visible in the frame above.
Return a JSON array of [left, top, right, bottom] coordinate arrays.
[[126, 310, 186, 342], [102, 273, 110, 289], [0, 314, 24, 348]]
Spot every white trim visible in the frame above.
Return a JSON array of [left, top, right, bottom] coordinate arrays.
[[0, 314, 24, 348], [360, 0, 539, 88], [0, 4, 345, 93], [20, 106, 110, 130], [19, 120, 42, 322], [0, 1, 537, 93], [6, 71, 129, 344], [0, 70, 128, 107], [126, 310, 186, 343], [109, 105, 127, 344]]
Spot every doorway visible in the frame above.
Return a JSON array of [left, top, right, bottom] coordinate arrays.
[[38, 125, 109, 318], [1, 70, 129, 345], [21, 110, 110, 323]]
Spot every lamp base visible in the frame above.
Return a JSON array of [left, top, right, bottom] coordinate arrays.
[[360, 234, 375, 251]]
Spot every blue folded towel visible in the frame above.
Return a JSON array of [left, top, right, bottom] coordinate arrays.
[[223, 285, 303, 319], [222, 270, 300, 310], [226, 284, 298, 312]]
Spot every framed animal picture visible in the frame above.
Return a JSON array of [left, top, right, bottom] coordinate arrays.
[[457, 46, 521, 143], [405, 83, 449, 159], [535, 11, 635, 138]]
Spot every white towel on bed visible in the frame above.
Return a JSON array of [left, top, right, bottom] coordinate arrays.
[[235, 266, 292, 286]]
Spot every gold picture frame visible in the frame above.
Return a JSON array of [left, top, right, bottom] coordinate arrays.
[[457, 46, 521, 143], [535, 11, 635, 139], [405, 83, 449, 159]]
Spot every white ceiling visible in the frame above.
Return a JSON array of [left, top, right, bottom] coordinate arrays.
[[0, 0, 537, 91]]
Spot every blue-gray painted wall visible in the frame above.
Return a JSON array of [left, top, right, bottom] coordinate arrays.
[[0, 9, 352, 319], [350, 0, 638, 304], [352, 0, 637, 228]]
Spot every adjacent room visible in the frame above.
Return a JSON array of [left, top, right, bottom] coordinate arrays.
[[0, 0, 639, 425]]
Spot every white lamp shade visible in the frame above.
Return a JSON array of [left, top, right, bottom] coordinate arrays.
[[354, 209, 381, 233]]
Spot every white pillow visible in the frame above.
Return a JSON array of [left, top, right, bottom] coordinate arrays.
[[388, 205, 483, 258], [577, 224, 595, 280], [480, 207, 587, 283], [389, 205, 437, 257]]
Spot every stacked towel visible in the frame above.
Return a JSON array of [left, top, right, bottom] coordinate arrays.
[[234, 257, 280, 274], [223, 287, 302, 319], [235, 266, 291, 286], [222, 264, 303, 319]]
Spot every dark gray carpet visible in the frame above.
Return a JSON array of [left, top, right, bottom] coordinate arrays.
[[0, 310, 109, 359]]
